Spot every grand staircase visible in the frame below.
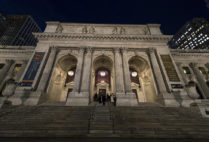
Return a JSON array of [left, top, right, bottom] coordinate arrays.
[[89, 104, 114, 136], [0, 103, 209, 141]]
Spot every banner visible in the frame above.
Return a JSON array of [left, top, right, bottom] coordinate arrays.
[[21, 52, 45, 86]]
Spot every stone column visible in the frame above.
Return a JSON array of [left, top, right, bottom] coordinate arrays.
[[147, 49, 179, 106], [66, 48, 85, 106], [114, 48, 137, 106], [190, 63, 209, 99], [114, 48, 125, 94], [24, 47, 58, 105], [121, 48, 138, 106], [0, 60, 14, 91], [121, 49, 132, 93], [80, 48, 93, 104]]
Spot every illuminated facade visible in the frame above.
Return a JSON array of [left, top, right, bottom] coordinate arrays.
[[0, 22, 209, 118]]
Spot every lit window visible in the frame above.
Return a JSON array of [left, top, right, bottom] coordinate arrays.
[[182, 67, 191, 74], [199, 67, 206, 74], [13, 64, 22, 73]]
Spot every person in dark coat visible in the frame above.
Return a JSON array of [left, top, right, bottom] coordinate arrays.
[[113, 95, 117, 106], [94, 93, 98, 102], [102, 95, 106, 106]]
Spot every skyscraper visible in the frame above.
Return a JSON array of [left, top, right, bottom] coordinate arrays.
[[168, 18, 209, 50], [0, 15, 42, 46]]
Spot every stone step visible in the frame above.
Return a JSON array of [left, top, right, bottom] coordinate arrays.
[[89, 130, 113, 134]]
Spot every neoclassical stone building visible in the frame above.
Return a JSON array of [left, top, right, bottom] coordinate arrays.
[[0, 22, 209, 117]]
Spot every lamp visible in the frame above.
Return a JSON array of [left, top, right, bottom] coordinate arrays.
[[68, 70, 74, 76]]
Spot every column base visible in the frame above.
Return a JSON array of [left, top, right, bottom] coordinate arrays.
[[0, 97, 6, 108], [196, 100, 209, 118], [8, 87, 28, 105], [23, 91, 42, 106], [66, 92, 89, 106], [116, 92, 138, 106]]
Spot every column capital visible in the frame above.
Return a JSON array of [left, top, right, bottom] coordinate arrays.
[[189, 62, 198, 68], [5, 59, 14, 64], [120, 47, 128, 54], [113, 48, 120, 54], [85, 47, 94, 54], [22, 60, 28, 64]]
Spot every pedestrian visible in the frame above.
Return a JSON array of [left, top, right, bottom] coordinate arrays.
[[110, 93, 114, 104], [102, 95, 106, 106], [113, 95, 117, 106]]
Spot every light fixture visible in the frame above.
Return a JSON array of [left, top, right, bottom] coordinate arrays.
[[100, 71, 106, 77], [68, 70, 74, 76], [131, 71, 137, 77]]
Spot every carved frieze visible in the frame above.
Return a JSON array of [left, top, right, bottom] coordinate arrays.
[[82, 26, 95, 34], [34, 32, 171, 42]]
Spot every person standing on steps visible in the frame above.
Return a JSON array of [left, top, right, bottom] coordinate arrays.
[[113, 95, 117, 106], [102, 94, 106, 106], [110, 93, 114, 105]]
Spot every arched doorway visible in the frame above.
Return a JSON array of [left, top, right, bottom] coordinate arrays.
[[128, 56, 157, 103], [91, 55, 114, 102], [41, 54, 77, 103]]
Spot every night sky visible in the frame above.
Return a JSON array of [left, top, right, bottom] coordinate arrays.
[[0, 0, 208, 35]]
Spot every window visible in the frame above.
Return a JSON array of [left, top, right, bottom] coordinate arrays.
[[199, 67, 206, 74], [0, 64, 5, 69], [182, 66, 191, 74], [13, 64, 22, 73]]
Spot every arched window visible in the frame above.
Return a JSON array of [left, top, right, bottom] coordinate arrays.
[[199, 67, 206, 74], [182, 66, 191, 74]]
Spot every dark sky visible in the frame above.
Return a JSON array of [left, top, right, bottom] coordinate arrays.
[[0, 0, 208, 35]]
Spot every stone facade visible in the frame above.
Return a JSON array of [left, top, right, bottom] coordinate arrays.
[[0, 22, 209, 118]]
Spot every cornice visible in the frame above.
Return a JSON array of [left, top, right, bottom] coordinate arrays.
[[34, 33, 172, 42], [0, 49, 34, 54]]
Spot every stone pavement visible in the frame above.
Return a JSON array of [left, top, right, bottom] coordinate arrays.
[[0, 103, 209, 141]]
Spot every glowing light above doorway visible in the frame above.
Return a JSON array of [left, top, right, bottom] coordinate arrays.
[[100, 71, 106, 77], [68, 70, 74, 76], [131, 71, 137, 77]]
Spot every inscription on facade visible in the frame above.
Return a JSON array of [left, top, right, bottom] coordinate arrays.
[[161, 55, 180, 82]]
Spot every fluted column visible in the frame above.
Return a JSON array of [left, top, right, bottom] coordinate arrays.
[[72, 48, 85, 93], [0, 60, 14, 91], [121, 48, 132, 93], [146, 48, 178, 106], [80, 48, 93, 93], [190, 63, 209, 99], [114, 48, 125, 94], [114, 48, 137, 106], [24, 47, 58, 105]]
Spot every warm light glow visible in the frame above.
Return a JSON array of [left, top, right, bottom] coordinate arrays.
[[101, 80, 105, 83], [183, 70, 187, 74], [68, 70, 74, 76], [100, 71, 106, 77], [131, 71, 137, 77]]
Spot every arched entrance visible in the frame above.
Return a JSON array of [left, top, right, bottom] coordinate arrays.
[[91, 55, 114, 103], [128, 56, 157, 103], [41, 54, 77, 103]]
